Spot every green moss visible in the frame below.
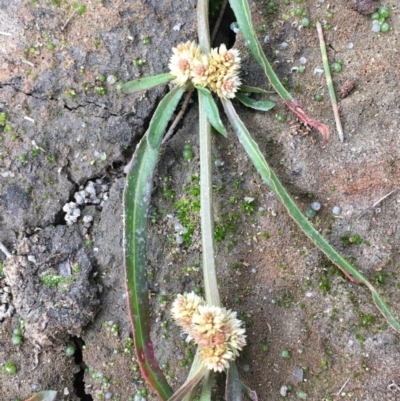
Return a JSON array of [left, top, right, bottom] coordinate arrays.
[[318, 274, 330, 295], [174, 176, 201, 246], [39, 272, 74, 291], [276, 292, 294, 308], [358, 314, 375, 328], [355, 333, 366, 348], [340, 233, 362, 246], [374, 272, 386, 286]]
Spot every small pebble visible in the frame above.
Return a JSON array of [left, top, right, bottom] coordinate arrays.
[[347, 42, 354, 49], [332, 206, 342, 215], [251, 268, 257, 273], [176, 235, 184, 245], [172, 23, 182, 32], [280, 42, 288, 49], [311, 201, 321, 211], [293, 366, 304, 382], [314, 68, 324, 76], [299, 57, 307, 64], [280, 385, 288, 397], [264, 35, 270, 43], [174, 223, 184, 232], [27, 255, 36, 263], [372, 21, 380, 33], [83, 215, 93, 224], [243, 364, 250, 372], [230, 22, 239, 32], [214, 159, 224, 167], [107, 75, 116, 85], [105, 392, 112, 400]]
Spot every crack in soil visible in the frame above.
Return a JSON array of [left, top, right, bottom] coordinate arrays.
[[71, 336, 93, 401]]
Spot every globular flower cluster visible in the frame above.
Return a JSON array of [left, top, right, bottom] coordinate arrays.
[[171, 292, 246, 372], [168, 41, 241, 99]]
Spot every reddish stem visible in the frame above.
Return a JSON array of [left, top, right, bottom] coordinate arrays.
[[285, 100, 330, 147]]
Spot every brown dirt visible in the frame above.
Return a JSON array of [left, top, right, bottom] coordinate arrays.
[[1, 0, 400, 400]]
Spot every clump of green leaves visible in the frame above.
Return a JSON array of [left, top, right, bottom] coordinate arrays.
[[340, 233, 362, 246]]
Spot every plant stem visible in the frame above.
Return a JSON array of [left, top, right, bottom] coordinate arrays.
[[197, 0, 219, 307], [197, 0, 211, 54], [199, 95, 220, 307], [316, 22, 344, 142]]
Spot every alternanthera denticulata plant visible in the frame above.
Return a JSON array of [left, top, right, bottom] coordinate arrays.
[[122, 0, 400, 400]]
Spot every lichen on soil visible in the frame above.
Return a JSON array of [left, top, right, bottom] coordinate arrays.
[[1, 0, 400, 400]]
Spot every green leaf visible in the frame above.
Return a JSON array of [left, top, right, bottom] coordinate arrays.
[[229, 0, 329, 145], [168, 365, 208, 401], [122, 73, 173, 94], [199, 371, 212, 400], [236, 93, 275, 111], [124, 86, 185, 401], [226, 362, 243, 401], [222, 98, 400, 334], [196, 86, 227, 137], [239, 85, 274, 95], [24, 391, 57, 401]]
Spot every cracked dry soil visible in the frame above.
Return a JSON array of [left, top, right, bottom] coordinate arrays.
[[1, 0, 400, 400]]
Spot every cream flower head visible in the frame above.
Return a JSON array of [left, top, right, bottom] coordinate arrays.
[[168, 41, 241, 98], [171, 292, 247, 372], [215, 71, 242, 99], [168, 41, 201, 86], [199, 344, 234, 372], [190, 54, 210, 87], [171, 292, 205, 333], [210, 43, 241, 70]]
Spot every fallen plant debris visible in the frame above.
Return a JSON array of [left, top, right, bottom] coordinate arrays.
[[339, 79, 356, 99], [351, 0, 377, 15]]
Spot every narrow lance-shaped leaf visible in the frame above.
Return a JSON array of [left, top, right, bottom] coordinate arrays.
[[199, 371, 212, 401], [122, 73, 174, 94], [226, 362, 243, 401], [24, 391, 57, 401], [228, 0, 329, 146], [124, 85, 185, 400], [239, 85, 274, 95], [196, 86, 227, 137], [168, 365, 208, 401], [236, 93, 274, 111], [222, 98, 400, 333]]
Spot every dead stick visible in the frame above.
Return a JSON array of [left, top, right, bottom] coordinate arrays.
[[211, 0, 229, 44], [316, 22, 344, 142], [0, 242, 12, 259], [162, 88, 194, 145]]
